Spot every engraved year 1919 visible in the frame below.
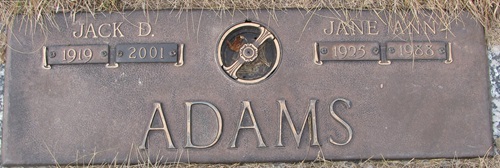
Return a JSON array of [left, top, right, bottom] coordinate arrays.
[[46, 44, 109, 65]]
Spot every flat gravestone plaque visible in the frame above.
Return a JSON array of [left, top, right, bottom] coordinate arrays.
[[2, 10, 493, 166]]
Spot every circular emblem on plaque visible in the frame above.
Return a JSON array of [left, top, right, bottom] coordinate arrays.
[[217, 22, 281, 84]]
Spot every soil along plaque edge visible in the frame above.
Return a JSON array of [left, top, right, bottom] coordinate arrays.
[[2, 10, 493, 166]]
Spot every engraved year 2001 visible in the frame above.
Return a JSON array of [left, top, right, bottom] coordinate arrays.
[[127, 46, 165, 59], [116, 43, 178, 63]]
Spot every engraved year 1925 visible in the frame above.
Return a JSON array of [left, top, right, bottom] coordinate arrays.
[[332, 45, 366, 59], [317, 42, 380, 61]]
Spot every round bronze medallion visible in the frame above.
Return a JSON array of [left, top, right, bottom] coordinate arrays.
[[217, 22, 281, 84]]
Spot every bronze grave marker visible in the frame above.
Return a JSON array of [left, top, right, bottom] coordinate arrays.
[[2, 10, 493, 166]]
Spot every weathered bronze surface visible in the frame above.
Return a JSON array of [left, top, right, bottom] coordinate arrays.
[[2, 10, 492, 166]]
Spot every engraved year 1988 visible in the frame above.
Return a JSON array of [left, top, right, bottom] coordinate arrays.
[[386, 41, 447, 60], [397, 44, 434, 58]]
